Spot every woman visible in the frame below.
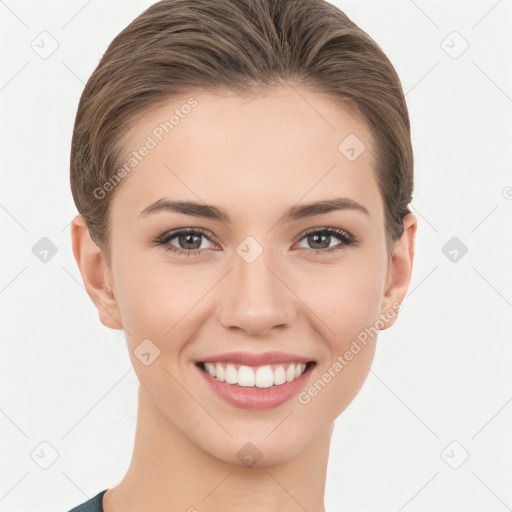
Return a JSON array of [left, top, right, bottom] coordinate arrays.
[[68, 0, 417, 510]]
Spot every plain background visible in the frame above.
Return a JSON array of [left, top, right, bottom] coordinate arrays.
[[0, 0, 511, 511]]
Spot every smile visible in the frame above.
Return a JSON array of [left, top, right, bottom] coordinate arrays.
[[196, 358, 317, 410], [198, 361, 313, 388]]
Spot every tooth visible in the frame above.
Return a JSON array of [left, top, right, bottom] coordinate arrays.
[[273, 365, 287, 385], [237, 365, 255, 387], [216, 363, 225, 382], [255, 365, 274, 388], [204, 362, 216, 377], [285, 364, 295, 382], [238, 365, 254, 387], [206, 361, 309, 387], [225, 363, 238, 384]]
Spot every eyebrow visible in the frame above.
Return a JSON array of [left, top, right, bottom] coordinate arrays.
[[139, 197, 370, 223]]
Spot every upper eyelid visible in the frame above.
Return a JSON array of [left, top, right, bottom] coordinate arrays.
[[301, 226, 351, 237]]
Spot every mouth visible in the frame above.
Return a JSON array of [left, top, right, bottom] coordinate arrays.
[[195, 359, 317, 409], [195, 360, 316, 388]]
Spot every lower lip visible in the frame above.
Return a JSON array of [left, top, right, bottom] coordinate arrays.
[[196, 362, 316, 410]]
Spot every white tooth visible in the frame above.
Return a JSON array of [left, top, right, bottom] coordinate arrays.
[[273, 365, 287, 385], [238, 365, 255, 387], [204, 362, 216, 377], [238, 365, 254, 388], [285, 364, 295, 382], [211, 362, 307, 387], [216, 363, 225, 382], [225, 363, 238, 384], [255, 365, 274, 388]]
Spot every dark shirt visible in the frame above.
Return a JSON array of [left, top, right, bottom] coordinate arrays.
[[67, 489, 107, 512]]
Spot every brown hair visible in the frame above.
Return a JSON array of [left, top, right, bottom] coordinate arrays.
[[70, 0, 413, 267]]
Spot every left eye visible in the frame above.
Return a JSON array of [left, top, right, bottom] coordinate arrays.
[[296, 227, 356, 253]]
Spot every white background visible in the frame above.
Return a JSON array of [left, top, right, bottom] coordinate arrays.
[[0, 1, 511, 511]]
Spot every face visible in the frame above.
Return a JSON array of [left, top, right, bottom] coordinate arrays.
[[84, 86, 411, 466]]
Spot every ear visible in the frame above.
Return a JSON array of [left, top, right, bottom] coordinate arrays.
[[70, 214, 123, 330], [379, 213, 417, 330]]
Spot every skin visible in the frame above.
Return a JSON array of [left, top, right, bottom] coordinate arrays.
[[71, 85, 417, 512]]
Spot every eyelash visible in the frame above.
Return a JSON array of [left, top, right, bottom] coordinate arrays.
[[153, 226, 358, 257]]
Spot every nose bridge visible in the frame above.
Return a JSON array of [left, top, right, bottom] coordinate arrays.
[[218, 241, 296, 336]]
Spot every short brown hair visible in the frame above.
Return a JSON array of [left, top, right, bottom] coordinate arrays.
[[70, 0, 413, 267]]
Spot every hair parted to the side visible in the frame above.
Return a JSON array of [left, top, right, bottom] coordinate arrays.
[[70, 0, 413, 268]]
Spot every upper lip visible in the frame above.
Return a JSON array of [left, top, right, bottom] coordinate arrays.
[[198, 351, 315, 367]]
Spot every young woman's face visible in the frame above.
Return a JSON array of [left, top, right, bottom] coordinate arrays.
[[103, 86, 404, 465]]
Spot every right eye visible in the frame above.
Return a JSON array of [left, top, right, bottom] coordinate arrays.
[[153, 228, 217, 256]]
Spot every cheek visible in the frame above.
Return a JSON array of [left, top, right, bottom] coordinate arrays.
[[298, 249, 384, 413], [115, 250, 193, 325], [114, 266, 195, 399], [339, 272, 382, 332], [306, 256, 385, 344], [300, 271, 381, 420], [112, 255, 187, 351]]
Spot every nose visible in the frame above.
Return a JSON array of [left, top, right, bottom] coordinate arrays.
[[218, 249, 298, 337]]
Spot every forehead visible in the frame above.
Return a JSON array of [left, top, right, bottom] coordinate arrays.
[[110, 86, 382, 223]]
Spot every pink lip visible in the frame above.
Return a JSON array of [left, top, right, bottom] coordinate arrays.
[[196, 361, 316, 410], [198, 351, 314, 367]]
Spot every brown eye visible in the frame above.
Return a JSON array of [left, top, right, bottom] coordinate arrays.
[[297, 227, 356, 254], [154, 228, 215, 256], [176, 232, 202, 250]]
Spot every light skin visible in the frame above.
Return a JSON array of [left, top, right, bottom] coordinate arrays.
[[71, 85, 417, 512]]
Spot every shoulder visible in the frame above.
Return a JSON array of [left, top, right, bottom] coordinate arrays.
[[67, 489, 107, 512]]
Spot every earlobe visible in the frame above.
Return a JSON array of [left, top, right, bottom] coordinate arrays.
[[379, 213, 417, 330], [70, 214, 123, 330]]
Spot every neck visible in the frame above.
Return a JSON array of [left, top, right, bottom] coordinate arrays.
[[103, 385, 333, 512]]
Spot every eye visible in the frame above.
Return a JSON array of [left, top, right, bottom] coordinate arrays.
[[296, 227, 357, 254], [153, 228, 216, 257], [153, 226, 358, 257]]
